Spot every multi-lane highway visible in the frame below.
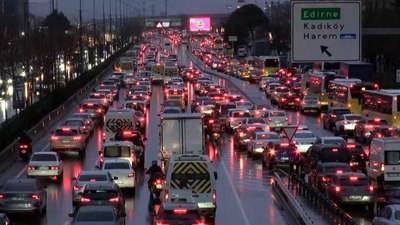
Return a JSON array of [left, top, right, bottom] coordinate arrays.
[[0, 43, 374, 225]]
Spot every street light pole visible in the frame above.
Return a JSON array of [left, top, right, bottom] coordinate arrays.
[[93, 0, 96, 50], [79, 0, 84, 73]]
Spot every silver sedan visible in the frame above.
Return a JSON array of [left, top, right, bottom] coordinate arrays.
[[27, 152, 63, 180]]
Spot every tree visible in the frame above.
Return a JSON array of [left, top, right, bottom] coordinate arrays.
[[223, 4, 269, 45]]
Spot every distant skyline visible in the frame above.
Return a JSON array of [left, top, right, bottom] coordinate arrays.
[[29, 0, 273, 22]]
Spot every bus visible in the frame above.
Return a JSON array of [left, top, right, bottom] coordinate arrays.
[[305, 71, 345, 109], [362, 89, 400, 126], [213, 37, 224, 49], [327, 78, 379, 114], [253, 56, 281, 75]]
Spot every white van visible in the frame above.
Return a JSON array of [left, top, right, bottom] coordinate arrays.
[[367, 137, 400, 189], [103, 108, 135, 142], [164, 154, 217, 223], [99, 141, 137, 168]]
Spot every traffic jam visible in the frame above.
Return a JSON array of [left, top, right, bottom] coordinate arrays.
[[0, 29, 399, 225]]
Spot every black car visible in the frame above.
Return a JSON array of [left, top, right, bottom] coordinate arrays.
[[0, 178, 47, 216], [69, 205, 126, 225], [322, 107, 351, 131], [346, 142, 369, 172], [307, 162, 352, 193], [376, 187, 400, 211], [77, 183, 126, 217], [153, 203, 205, 225]]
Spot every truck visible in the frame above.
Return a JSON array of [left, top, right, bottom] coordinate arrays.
[[159, 113, 205, 170], [339, 61, 375, 82], [118, 50, 139, 75]]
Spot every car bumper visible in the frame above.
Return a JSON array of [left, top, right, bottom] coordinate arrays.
[[114, 178, 135, 188], [27, 170, 61, 177], [335, 195, 374, 205], [0, 202, 41, 213], [301, 104, 321, 110], [50, 144, 84, 150]]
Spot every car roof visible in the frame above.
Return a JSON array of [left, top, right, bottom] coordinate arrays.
[[103, 158, 131, 164], [32, 152, 58, 156]]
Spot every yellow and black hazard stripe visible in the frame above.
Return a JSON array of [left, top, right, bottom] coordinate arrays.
[[170, 162, 212, 193], [152, 65, 164, 74], [164, 68, 177, 76], [105, 118, 133, 133]]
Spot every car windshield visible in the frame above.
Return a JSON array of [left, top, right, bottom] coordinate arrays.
[[236, 102, 252, 106], [367, 119, 388, 125], [248, 118, 266, 124], [304, 96, 319, 101], [31, 154, 57, 161], [294, 132, 315, 138], [79, 174, 109, 182], [333, 109, 351, 115], [76, 211, 114, 222], [103, 146, 131, 157], [65, 121, 83, 127]]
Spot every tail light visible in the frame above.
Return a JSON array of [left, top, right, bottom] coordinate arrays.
[[73, 136, 82, 141], [96, 108, 103, 113], [123, 130, 132, 136], [31, 194, 40, 201], [212, 190, 217, 206], [381, 163, 385, 173], [128, 172, 135, 178], [268, 118, 272, 122], [79, 108, 85, 113], [27, 166, 35, 170], [280, 143, 289, 147], [344, 120, 348, 124], [270, 149, 275, 155], [51, 166, 59, 170], [239, 132, 244, 137], [51, 136, 59, 141], [0, 194, 3, 199], [285, 117, 288, 121], [365, 125, 373, 129], [73, 185, 84, 191], [367, 186, 374, 192], [336, 170, 343, 174], [321, 176, 330, 182], [80, 197, 91, 203], [330, 115, 337, 118], [173, 209, 187, 214], [109, 197, 120, 202], [335, 186, 343, 193], [20, 145, 28, 149], [346, 144, 355, 148], [349, 176, 358, 181]]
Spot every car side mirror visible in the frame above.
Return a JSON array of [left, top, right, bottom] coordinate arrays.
[[120, 212, 127, 217], [98, 151, 103, 155], [72, 177, 77, 181], [68, 212, 75, 217], [214, 171, 218, 180], [113, 176, 118, 180]]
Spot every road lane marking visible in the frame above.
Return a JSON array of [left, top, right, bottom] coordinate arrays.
[[16, 143, 50, 178], [220, 156, 251, 225]]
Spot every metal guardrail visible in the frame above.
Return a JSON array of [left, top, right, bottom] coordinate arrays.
[[0, 44, 135, 173], [289, 173, 358, 225], [272, 171, 314, 225]]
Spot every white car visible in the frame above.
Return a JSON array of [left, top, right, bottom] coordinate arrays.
[[228, 110, 251, 132], [259, 77, 275, 91], [100, 159, 136, 190], [247, 131, 282, 156], [299, 95, 321, 113], [372, 204, 400, 225], [292, 130, 317, 153], [27, 152, 63, 179], [314, 136, 346, 147], [335, 113, 363, 135], [235, 100, 254, 111], [264, 110, 289, 129], [265, 82, 281, 98]]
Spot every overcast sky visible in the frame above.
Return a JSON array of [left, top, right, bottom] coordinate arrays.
[[30, 0, 270, 22]]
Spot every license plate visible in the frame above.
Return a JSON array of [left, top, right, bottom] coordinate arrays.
[[20, 150, 26, 153], [62, 140, 70, 143], [39, 166, 48, 170], [156, 184, 163, 189], [349, 196, 362, 200], [288, 103, 294, 105], [352, 162, 359, 165], [115, 180, 123, 184], [281, 157, 289, 161], [388, 173, 400, 177], [12, 197, 23, 201]]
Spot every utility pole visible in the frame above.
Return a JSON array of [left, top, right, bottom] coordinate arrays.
[[79, 0, 84, 73], [103, 0, 106, 50], [109, 0, 112, 53], [93, 0, 97, 49]]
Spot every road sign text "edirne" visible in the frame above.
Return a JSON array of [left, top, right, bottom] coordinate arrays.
[[301, 8, 341, 20]]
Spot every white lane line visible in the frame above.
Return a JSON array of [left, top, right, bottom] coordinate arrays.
[[220, 158, 251, 225], [16, 143, 50, 178]]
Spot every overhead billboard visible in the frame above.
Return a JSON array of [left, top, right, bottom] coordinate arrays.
[[189, 17, 211, 32]]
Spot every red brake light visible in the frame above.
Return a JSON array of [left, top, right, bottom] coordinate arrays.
[[331, 115, 336, 118], [280, 143, 289, 147], [0, 194, 3, 199], [80, 197, 91, 203], [332, 148, 338, 152], [31, 194, 40, 200], [349, 176, 358, 181], [123, 130, 132, 136], [128, 172, 135, 178], [335, 186, 342, 192], [96, 108, 103, 113], [336, 170, 343, 174], [270, 149, 275, 155], [73, 136, 82, 141], [367, 186, 374, 192], [27, 166, 35, 170], [346, 144, 355, 148], [173, 209, 187, 214], [87, 103, 94, 106], [51, 166, 59, 170], [51, 136, 59, 141], [73, 185, 84, 191], [62, 128, 71, 132], [321, 177, 330, 182], [109, 197, 120, 202], [374, 118, 381, 122], [209, 119, 214, 124], [365, 125, 373, 128]]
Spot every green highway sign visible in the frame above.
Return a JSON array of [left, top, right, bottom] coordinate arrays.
[[291, 1, 361, 62]]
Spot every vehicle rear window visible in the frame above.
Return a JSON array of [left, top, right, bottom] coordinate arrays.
[[395, 211, 400, 220], [55, 129, 79, 136], [339, 177, 369, 186], [104, 162, 130, 170], [294, 132, 315, 138], [320, 148, 350, 162], [233, 112, 250, 118], [385, 151, 400, 165], [270, 111, 285, 117], [161, 210, 201, 220], [248, 118, 266, 124], [83, 190, 118, 200], [367, 119, 388, 125], [103, 146, 131, 157], [31, 154, 57, 162], [79, 174, 108, 182], [333, 109, 351, 115], [3, 182, 36, 192], [345, 115, 362, 120], [323, 139, 346, 146], [324, 165, 352, 173], [236, 102, 252, 107], [76, 211, 114, 222], [83, 104, 98, 109]]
